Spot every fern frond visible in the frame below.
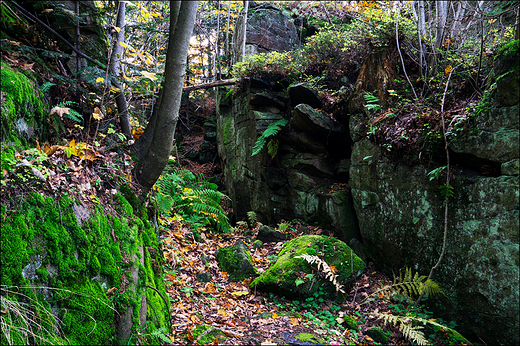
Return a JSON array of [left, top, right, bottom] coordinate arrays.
[[252, 118, 288, 156], [376, 312, 429, 346], [370, 268, 442, 303], [295, 254, 345, 294]]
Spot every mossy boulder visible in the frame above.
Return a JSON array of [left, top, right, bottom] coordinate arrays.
[[0, 191, 169, 345], [216, 240, 257, 282], [0, 61, 46, 145], [250, 235, 365, 299], [192, 324, 227, 345]]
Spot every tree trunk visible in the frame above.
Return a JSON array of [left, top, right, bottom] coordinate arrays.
[[109, 1, 132, 137], [233, 0, 249, 64], [133, 0, 199, 197], [132, 1, 181, 161]]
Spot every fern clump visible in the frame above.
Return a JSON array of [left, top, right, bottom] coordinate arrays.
[[156, 169, 230, 233], [251, 119, 288, 158]]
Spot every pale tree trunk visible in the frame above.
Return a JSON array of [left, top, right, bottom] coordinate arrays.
[[515, 6, 520, 40], [450, 1, 466, 39], [430, 0, 448, 70], [133, 0, 199, 196], [233, 0, 249, 64], [225, 0, 231, 65], [109, 0, 132, 137], [415, 0, 426, 79]]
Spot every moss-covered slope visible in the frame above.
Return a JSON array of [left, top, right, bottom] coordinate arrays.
[[1, 189, 169, 345]]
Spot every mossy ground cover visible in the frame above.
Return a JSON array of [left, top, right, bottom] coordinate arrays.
[[0, 189, 169, 345]]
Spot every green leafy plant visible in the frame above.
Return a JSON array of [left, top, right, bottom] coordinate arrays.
[[364, 92, 382, 113], [364, 268, 442, 305], [156, 169, 230, 233], [247, 211, 258, 226], [251, 119, 289, 158]]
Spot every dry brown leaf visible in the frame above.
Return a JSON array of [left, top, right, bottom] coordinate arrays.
[[50, 106, 70, 118]]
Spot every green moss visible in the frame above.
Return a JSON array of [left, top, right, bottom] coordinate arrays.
[[294, 332, 326, 344], [192, 325, 227, 345], [1, 190, 170, 345], [251, 235, 366, 298], [0, 62, 46, 143], [496, 40, 519, 62]]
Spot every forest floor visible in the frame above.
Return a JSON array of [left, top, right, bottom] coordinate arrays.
[[159, 217, 409, 346]]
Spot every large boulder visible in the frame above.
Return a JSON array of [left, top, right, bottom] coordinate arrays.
[[216, 241, 257, 282], [349, 137, 519, 345], [244, 3, 299, 55], [250, 235, 366, 299], [450, 40, 519, 166], [216, 80, 358, 241]]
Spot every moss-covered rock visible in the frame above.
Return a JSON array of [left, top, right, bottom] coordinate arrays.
[[0, 61, 46, 145], [350, 137, 519, 345], [250, 235, 365, 299], [216, 240, 257, 282], [192, 324, 227, 345], [0, 191, 169, 345]]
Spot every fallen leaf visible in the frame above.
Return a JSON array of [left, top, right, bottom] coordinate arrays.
[[230, 291, 249, 297], [50, 106, 70, 119], [92, 107, 104, 120]]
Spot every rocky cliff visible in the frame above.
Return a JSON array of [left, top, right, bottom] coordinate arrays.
[[216, 41, 519, 344]]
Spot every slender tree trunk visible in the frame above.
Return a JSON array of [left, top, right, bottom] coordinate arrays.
[[134, 0, 199, 197], [225, 1, 231, 66], [109, 0, 132, 137], [215, 0, 221, 80], [515, 6, 520, 40], [75, 0, 81, 73], [133, 1, 181, 160]]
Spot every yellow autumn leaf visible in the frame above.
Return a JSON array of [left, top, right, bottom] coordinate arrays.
[[445, 65, 453, 76], [96, 77, 104, 83], [119, 41, 128, 49], [150, 11, 162, 18], [289, 318, 299, 326], [92, 107, 104, 120], [90, 195, 100, 204], [114, 26, 121, 32], [141, 70, 158, 81], [272, 312, 279, 319], [217, 308, 227, 315], [230, 291, 249, 297], [110, 86, 121, 93]]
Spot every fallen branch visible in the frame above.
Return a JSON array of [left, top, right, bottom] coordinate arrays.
[[182, 79, 235, 92]]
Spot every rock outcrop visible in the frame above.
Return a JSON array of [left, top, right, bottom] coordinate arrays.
[[348, 42, 519, 345], [216, 80, 359, 242]]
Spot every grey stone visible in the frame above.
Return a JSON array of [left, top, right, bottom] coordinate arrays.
[[289, 83, 322, 109]]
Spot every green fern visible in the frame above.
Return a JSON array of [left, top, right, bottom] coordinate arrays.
[[54, 100, 83, 123], [364, 91, 381, 112], [376, 311, 471, 346], [156, 169, 230, 232], [252, 118, 288, 156], [364, 268, 442, 305], [247, 211, 258, 225]]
